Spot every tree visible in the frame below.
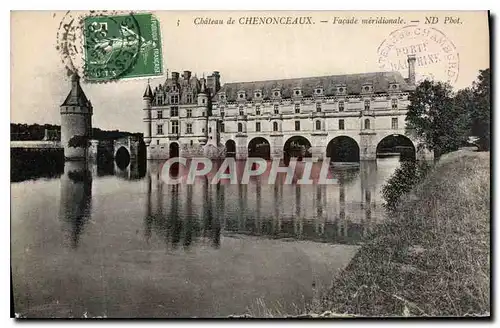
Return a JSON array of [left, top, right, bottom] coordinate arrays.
[[454, 87, 475, 146], [470, 69, 490, 151], [68, 135, 90, 148], [382, 160, 430, 216], [405, 80, 469, 158]]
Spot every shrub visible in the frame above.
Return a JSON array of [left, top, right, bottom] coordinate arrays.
[[382, 161, 430, 216], [68, 135, 90, 148]]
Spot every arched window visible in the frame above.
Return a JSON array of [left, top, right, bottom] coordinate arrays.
[[238, 123, 243, 132], [315, 120, 321, 130], [273, 122, 279, 132], [364, 118, 370, 130]]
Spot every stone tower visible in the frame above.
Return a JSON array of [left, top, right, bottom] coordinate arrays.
[[60, 73, 93, 160], [142, 82, 153, 147], [196, 78, 210, 146]]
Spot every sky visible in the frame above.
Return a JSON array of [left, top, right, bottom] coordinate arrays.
[[11, 11, 489, 133]]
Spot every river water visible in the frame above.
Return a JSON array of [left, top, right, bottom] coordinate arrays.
[[11, 157, 401, 318]]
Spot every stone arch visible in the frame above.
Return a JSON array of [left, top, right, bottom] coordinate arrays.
[[283, 135, 312, 161], [326, 136, 360, 162], [376, 134, 416, 161], [169, 142, 179, 158], [225, 139, 236, 158], [248, 137, 271, 159], [115, 146, 130, 169]]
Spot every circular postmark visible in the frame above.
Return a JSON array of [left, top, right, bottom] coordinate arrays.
[[56, 11, 81, 77], [377, 25, 460, 85], [56, 11, 142, 82]]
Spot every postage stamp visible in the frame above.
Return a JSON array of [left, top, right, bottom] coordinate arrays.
[[83, 13, 163, 81], [56, 11, 163, 82], [377, 25, 460, 84]]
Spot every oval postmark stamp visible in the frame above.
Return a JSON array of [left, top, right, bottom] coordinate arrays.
[[377, 25, 460, 85], [56, 11, 163, 83]]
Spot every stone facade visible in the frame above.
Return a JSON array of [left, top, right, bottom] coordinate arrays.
[[59, 75, 145, 163], [143, 55, 433, 161], [143, 71, 224, 160], [60, 74, 93, 160]]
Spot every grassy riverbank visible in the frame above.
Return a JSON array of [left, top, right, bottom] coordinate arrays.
[[315, 151, 490, 317]]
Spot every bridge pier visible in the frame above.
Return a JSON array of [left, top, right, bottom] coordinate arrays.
[[269, 136, 284, 159], [235, 135, 248, 160], [359, 133, 378, 161], [309, 145, 326, 161]]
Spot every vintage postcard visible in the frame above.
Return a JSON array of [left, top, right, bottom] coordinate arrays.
[[10, 10, 490, 318]]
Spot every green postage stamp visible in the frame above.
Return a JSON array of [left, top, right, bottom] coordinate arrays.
[[83, 13, 163, 81]]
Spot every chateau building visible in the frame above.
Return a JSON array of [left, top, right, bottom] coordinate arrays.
[[143, 54, 430, 161]]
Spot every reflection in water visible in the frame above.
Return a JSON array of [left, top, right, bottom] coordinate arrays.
[[59, 161, 92, 248], [96, 158, 114, 176], [143, 168, 222, 249], [114, 159, 146, 180], [11, 149, 64, 182], [12, 156, 402, 317], [142, 159, 397, 246], [21, 157, 400, 249], [57, 158, 146, 249], [53, 158, 399, 248]]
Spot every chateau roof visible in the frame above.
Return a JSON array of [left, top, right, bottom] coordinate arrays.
[[214, 71, 414, 101], [143, 84, 153, 98], [61, 74, 91, 107], [156, 76, 200, 93]]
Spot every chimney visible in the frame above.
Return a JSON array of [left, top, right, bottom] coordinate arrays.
[[171, 71, 180, 81], [207, 71, 221, 93], [407, 54, 416, 85], [183, 70, 192, 80]]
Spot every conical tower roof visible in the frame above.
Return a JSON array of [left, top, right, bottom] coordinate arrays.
[[61, 73, 91, 107], [143, 83, 154, 98]]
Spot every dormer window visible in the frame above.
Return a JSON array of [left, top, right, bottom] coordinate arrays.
[[254, 90, 262, 99], [336, 86, 346, 95], [237, 90, 246, 100], [315, 88, 323, 96], [389, 83, 399, 91], [338, 101, 345, 112], [391, 98, 398, 109], [362, 84, 373, 93], [293, 88, 302, 97], [219, 93, 226, 101], [272, 89, 281, 98], [364, 100, 371, 110], [316, 102, 322, 112]]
